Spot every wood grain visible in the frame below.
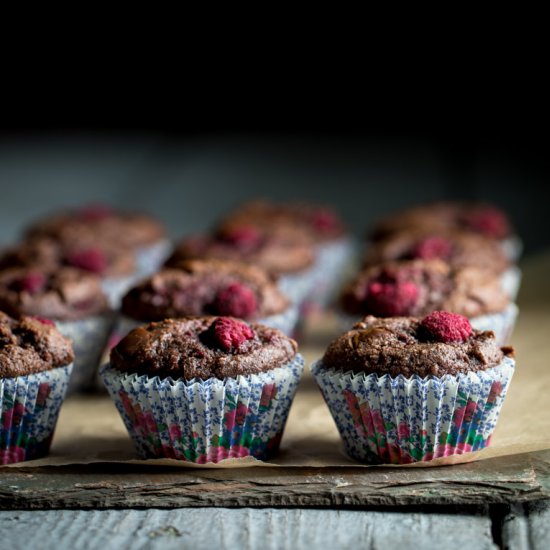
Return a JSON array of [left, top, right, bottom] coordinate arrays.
[[0, 508, 497, 550], [1, 450, 549, 510]]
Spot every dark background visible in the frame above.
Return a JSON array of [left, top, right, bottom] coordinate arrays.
[[1, 93, 549, 256]]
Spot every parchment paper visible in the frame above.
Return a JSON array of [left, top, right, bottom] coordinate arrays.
[[4, 253, 550, 470]]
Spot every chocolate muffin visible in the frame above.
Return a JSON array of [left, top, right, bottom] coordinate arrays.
[[110, 316, 297, 380], [341, 259, 508, 319], [1, 312, 74, 464], [218, 200, 356, 308], [370, 201, 514, 242], [0, 267, 112, 393], [0, 267, 108, 321], [311, 312, 516, 464], [0, 237, 135, 279], [25, 204, 166, 251], [102, 316, 304, 463], [323, 314, 511, 378], [122, 260, 289, 322], [166, 226, 315, 276], [219, 200, 347, 243], [339, 259, 517, 344], [0, 312, 74, 377], [363, 230, 510, 274]]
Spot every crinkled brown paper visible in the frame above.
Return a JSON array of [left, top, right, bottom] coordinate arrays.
[[5, 253, 550, 469]]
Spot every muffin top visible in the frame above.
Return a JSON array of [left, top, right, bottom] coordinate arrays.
[[0, 237, 135, 278], [110, 316, 298, 380], [322, 313, 513, 378], [219, 200, 347, 243], [166, 225, 315, 276], [340, 259, 509, 318], [0, 267, 109, 321], [363, 230, 510, 274], [0, 312, 75, 377], [370, 201, 513, 242], [25, 204, 166, 250], [122, 260, 290, 322]]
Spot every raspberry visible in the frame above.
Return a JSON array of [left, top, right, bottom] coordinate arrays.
[[31, 316, 55, 327], [10, 272, 46, 294], [410, 236, 452, 260], [310, 209, 341, 233], [219, 226, 262, 249], [202, 317, 255, 352], [77, 204, 114, 221], [463, 207, 509, 239], [211, 283, 258, 318], [419, 311, 472, 343], [65, 248, 107, 274], [365, 280, 419, 317]]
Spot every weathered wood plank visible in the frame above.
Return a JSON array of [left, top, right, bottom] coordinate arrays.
[[1, 450, 549, 510], [0, 508, 498, 550], [503, 501, 550, 550]]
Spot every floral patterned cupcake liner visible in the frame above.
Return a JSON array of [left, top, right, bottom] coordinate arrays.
[[0, 364, 72, 465], [500, 266, 522, 301], [100, 354, 304, 464], [56, 314, 114, 394], [306, 238, 358, 309], [278, 268, 317, 306], [501, 235, 523, 263], [469, 303, 518, 346], [336, 303, 518, 346], [101, 274, 144, 309], [311, 356, 514, 465], [136, 239, 172, 278]]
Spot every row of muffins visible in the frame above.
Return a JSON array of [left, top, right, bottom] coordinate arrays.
[[1, 200, 518, 465], [0, 309, 514, 466]]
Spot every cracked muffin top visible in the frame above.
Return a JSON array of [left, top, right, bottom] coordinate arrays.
[[166, 225, 315, 276], [219, 200, 347, 243], [340, 259, 509, 318], [0, 312, 75, 377], [0, 267, 109, 321], [110, 316, 298, 380], [122, 259, 290, 322], [322, 314, 514, 378]]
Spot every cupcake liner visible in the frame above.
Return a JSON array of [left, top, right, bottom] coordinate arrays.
[[0, 364, 72, 464], [101, 274, 143, 309], [56, 314, 114, 394], [336, 303, 519, 345], [501, 266, 522, 301], [311, 356, 514, 464], [136, 239, 172, 278], [501, 235, 523, 263], [100, 354, 304, 463], [278, 267, 317, 306], [306, 238, 358, 308], [470, 303, 518, 346]]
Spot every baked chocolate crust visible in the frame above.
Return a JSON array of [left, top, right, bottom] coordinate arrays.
[[0, 312, 74, 377], [166, 230, 315, 276], [110, 316, 298, 380], [0, 267, 109, 321], [322, 315, 512, 378], [121, 260, 289, 322], [340, 259, 510, 318]]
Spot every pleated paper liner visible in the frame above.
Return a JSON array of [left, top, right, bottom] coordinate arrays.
[[56, 314, 113, 394], [336, 303, 518, 346], [306, 237, 358, 308], [311, 357, 515, 464], [0, 364, 72, 464], [100, 354, 304, 464], [501, 235, 523, 263], [135, 238, 172, 278], [501, 266, 522, 301]]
